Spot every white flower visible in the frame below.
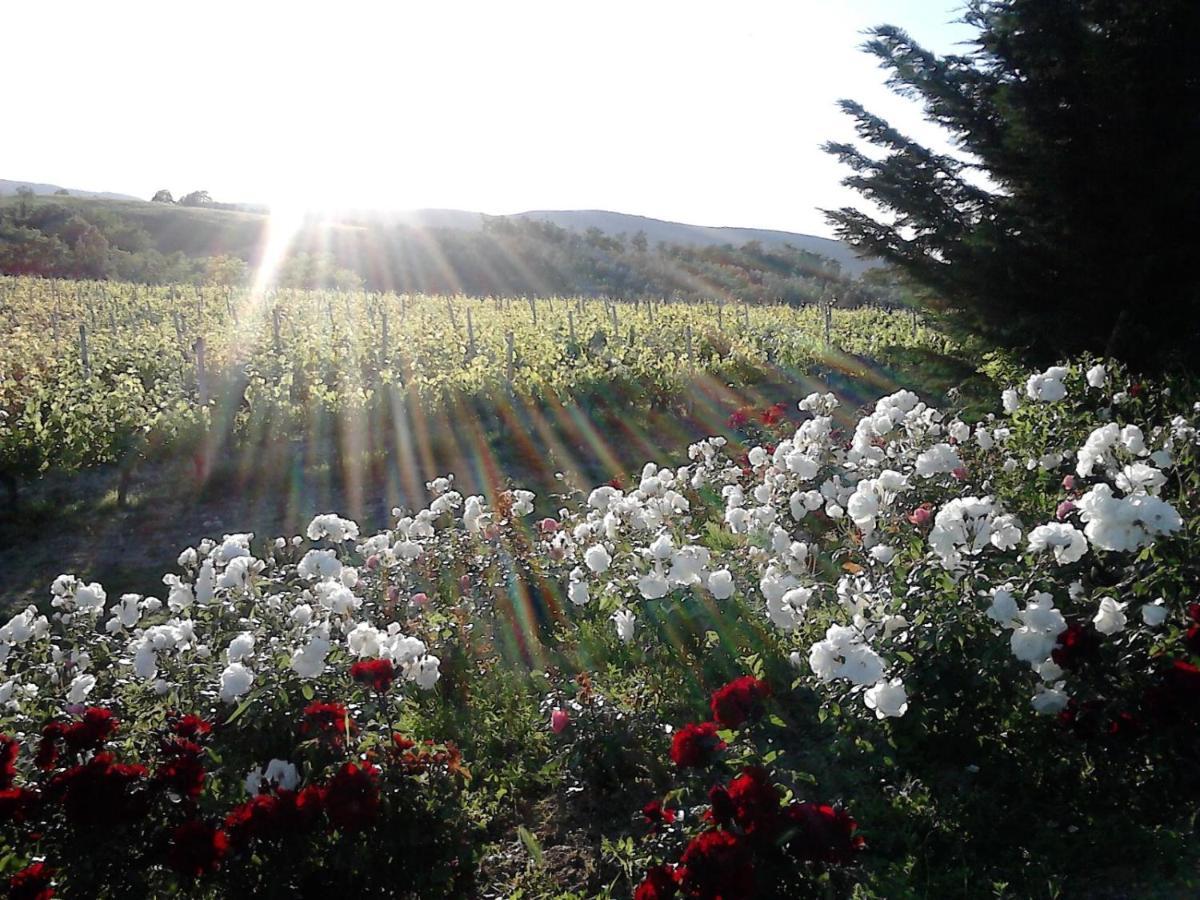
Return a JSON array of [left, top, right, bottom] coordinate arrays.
[[567, 580, 589, 606], [245, 759, 299, 795], [306, 514, 360, 543], [226, 632, 256, 664], [1031, 683, 1070, 715], [707, 569, 734, 600], [1092, 597, 1127, 635], [986, 587, 1019, 625], [1010, 592, 1067, 663], [219, 662, 255, 702], [298, 549, 342, 581], [66, 673, 96, 704], [1002, 388, 1021, 414], [638, 568, 670, 600], [74, 582, 107, 614], [290, 637, 331, 679], [1086, 364, 1107, 389], [612, 609, 636, 643], [584, 545, 611, 574], [864, 678, 908, 719], [410, 655, 441, 689], [1141, 599, 1168, 627], [1026, 366, 1069, 402], [767, 586, 811, 631], [1027, 523, 1088, 564]]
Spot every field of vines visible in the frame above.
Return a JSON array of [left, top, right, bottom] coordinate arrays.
[[0, 276, 957, 495]]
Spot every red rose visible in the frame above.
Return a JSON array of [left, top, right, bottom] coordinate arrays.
[[784, 801, 864, 865], [634, 864, 679, 900], [760, 403, 787, 426], [301, 702, 355, 746], [62, 708, 118, 753], [155, 742, 207, 799], [669, 722, 725, 768], [1051, 622, 1100, 669], [642, 799, 677, 832], [728, 407, 751, 429], [167, 819, 228, 878], [676, 830, 755, 899], [709, 676, 771, 729], [225, 787, 322, 847], [350, 658, 396, 693], [0, 735, 18, 789], [8, 862, 55, 900], [171, 714, 213, 741], [0, 788, 41, 825], [34, 724, 65, 771], [49, 753, 148, 826], [324, 762, 380, 831], [712, 766, 782, 841]]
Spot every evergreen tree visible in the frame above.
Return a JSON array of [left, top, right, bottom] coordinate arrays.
[[824, 0, 1200, 368]]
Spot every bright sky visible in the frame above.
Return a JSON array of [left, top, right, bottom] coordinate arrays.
[[3, 1, 975, 237]]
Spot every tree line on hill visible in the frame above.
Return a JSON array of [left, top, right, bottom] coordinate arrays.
[[0, 195, 908, 307]]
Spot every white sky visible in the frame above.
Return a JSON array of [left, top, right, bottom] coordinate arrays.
[[3, 0, 975, 237]]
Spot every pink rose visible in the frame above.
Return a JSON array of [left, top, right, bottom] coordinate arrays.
[[550, 709, 570, 734], [1056, 500, 1076, 521]]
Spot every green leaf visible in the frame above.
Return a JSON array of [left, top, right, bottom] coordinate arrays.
[[518, 825, 544, 867], [301, 683, 315, 701]]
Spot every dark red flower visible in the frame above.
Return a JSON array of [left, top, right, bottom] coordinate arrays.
[[709, 677, 771, 729], [34, 724, 65, 771], [167, 819, 228, 879], [324, 762, 380, 831], [350, 658, 396, 693], [1051, 622, 1100, 669], [224, 787, 321, 847], [0, 788, 41, 824], [669, 722, 725, 768], [156, 743, 206, 799], [676, 829, 755, 899], [301, 702, 355, 746], [760, 403, 787, 426], [710, 766, 782, 841], [1107, 711, 1142, 739], [784, 801, 864, 865], [634, 864, 679, 900], [1129, 382, 1143, 398], [48, 753, 148, 826], [62, 708, 118, 754], [1185, 624, 1200, 656], [0, 735, 18, 789], [171, 714, 213, 741], [8, 862, 54, 900], [642, 799, 677, 832], [728, 407, 750, 429]]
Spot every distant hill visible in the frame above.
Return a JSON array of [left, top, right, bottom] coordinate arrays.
[[1, 186, 891, 303], [0, 179, 140, 202], [511, 210, 873, 276]]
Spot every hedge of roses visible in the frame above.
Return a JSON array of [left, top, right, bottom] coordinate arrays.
[[0, 356, 1198, 896]]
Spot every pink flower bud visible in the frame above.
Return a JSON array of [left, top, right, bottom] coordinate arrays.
[[907, 506, 932, 526], [952, 466, 968, 481], [1062, 474, 1076, 491], [365, 554, 380, 571], [387, 586, 400, 604], [411, 592, 429, 606], [1056, 500, 1076, 521], [550, 709, 570, 734], [538, 517, 560, 534]]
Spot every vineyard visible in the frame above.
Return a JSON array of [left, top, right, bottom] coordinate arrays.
[[0, 276, 959, 491]]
